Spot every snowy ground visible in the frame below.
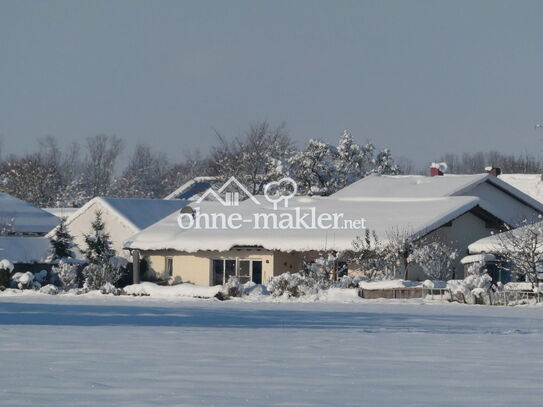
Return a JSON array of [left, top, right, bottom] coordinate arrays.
[[1, 294, 543, 406]]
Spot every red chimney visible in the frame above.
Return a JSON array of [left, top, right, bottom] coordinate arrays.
[[430, 162, 446, 176]]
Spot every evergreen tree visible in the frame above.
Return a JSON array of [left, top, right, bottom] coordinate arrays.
[[82, 211, 124, 289], [49, 217, 76, 261], [83, 211, 114, 265]]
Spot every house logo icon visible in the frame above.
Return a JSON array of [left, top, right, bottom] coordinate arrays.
[[195, 176, 261, 206]]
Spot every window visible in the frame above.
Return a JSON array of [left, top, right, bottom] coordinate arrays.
[[211, 259, 263, 285], [165, 257, 173, 277]]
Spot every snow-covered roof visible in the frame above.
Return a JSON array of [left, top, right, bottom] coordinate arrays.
[[48, 197, 191, 237], [332, 174, 491, 198], [0, 236, 51, 263], [498, 174, 543, 203], [125, 195, 481, 253], [460, 253, 496, 264], [332, 173, 543, 225], [164, 177, 217, 201], [0, 193, 58, 235], [468, 220, 543, 254], [43, 207, 79, 219]]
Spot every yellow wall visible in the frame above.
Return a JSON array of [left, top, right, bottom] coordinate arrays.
[[143, 248, 277, 285]]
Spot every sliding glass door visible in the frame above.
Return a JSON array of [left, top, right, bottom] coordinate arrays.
[[211, 259, 263, 285]]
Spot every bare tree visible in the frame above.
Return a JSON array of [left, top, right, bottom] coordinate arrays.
[[117, 144, 170, 198], [83, 135, 123, 197], [495, 220, 543, 289], [384, 227, 416, 280], [211, 121, 293, 195]]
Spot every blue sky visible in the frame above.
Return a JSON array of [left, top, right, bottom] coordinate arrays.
[[2, 0, 543, 168]]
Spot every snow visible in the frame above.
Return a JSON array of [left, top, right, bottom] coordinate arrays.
[[1, 295, 543, 406], [499, 174, 543, 203], [125, 195, 480, 252], [331, 173, 491, 199], [460, 253, 496, 264], [0, 236, 51, 263], [123, 282, 223, 298], [358, 279, 421, 289], [469, 220, 543, 254], [0, 193, 58, 235]]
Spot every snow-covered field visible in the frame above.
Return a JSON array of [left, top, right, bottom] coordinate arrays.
[[1, 294, 543, 406]]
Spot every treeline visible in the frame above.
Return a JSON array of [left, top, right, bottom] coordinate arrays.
[[437, 152, 543, 174], [0, 122, 400, 207]]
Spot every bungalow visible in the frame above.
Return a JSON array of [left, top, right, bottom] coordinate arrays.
[[124, 169, 543, 284], [47, 197, 189, 259]]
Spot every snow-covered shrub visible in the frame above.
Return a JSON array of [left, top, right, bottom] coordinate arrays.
[[10, 272, 37, 290], [222, 276, 243, 298], [408, 240, 458, 280], [52, 261, 79, 290], [100, 282, 120, 295], [168, 276, 182, 286], [83, 262, 124, 291], [447, 261, 493, 304], [243, 282, 270, 297], [33, 270, 48, 285], [0, 259, 13, 287], [267, 272, 327, 297], [336, 274, 367, 289], [39, 284, 59, 295], [349, 230, 391, 279]]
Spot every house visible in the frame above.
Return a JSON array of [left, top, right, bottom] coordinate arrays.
[[0, 236, 53, 274], [0, 193, 58, 236], [124, 168, 543, 284], [47, 197, 190, 259], [332, 172, 543, 225]]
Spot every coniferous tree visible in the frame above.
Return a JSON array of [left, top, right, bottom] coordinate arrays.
[[82, 211, 124, 289], [49, 217, 76, 261]]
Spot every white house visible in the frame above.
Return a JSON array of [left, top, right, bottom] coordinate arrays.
[[124, 169, 543, 284], [47, 197, 189, 259]]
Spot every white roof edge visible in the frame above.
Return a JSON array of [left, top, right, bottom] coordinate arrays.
[[45, 197, 140, 238], [164, 176, 217, 200]]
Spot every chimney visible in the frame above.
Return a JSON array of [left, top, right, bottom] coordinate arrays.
[[485, 166, 501, 177], [430, 162, 447, 176]]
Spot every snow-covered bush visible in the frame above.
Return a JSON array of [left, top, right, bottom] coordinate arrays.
[[267, 272, 327, 297], [10, 272, 37, 290], [336, 274, 367, 289], [52, 261, 79, 290], [100, 282, 120, 295], [222, 275, 243, 298], [0, 259, 13, 287], [39, 284, 59, 295], [447, 261, 493, 304], [409, 240, 458, 280], [350, 230, 392, 279], [83, 262, 125, 291], [33, 270, 48, 285], [168, 276, 182, 286]]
